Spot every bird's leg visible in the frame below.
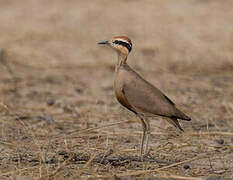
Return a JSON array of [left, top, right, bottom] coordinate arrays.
[[144, 119, 151, 155], [138, 115, 147, 160]]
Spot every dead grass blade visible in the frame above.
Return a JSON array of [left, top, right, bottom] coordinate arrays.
[[89, 154, 207, 179], [0, 141, 15, 147], [189, 131, 233, 136], [69, 119, 133, 135], [152, 155, 207, 171], [72, 131, 168, 139], [83, 153, 99, 169], [38, 155, 74, 180], [68, 153, 99, 180], [0, 166, 40, 177], [154, 175, 205, 180], [71, 130, 233, 140], [0, 101, 9, 115]]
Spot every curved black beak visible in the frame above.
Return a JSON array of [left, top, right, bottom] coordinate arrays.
[[97, 40, 109, 45]]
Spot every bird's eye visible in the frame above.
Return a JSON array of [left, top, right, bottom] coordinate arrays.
[[114, 40, 119, 44]]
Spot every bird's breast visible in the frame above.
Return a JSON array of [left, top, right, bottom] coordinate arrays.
[[113, 69, 132, 109], [114, 73, 123, 102]]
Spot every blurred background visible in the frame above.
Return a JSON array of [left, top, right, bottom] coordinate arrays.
[[0, 0, 233, 179], [1, 0, 233, 71]]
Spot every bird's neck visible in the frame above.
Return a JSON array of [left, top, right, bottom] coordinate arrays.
[[115, 53, 128, 72]]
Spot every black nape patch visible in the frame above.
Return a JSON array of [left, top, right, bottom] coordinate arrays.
[[114, 40, 132, 52]]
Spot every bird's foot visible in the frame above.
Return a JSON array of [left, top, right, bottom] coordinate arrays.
[[140, 149, 152, 162]]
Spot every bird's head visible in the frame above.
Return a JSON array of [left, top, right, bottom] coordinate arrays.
[[98, 36, 132, 55]]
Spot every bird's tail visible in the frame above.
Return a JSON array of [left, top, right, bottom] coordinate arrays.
[[167, 117, 184, 132], [174, 108, 191, 121]]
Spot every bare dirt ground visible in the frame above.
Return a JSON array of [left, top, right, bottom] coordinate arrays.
[[0, 0, 233, 179]]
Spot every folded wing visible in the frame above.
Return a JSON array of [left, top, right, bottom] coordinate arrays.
[[122, 71, 190, 121]]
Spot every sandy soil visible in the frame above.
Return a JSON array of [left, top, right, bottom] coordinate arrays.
[[0, 0, 233, 179]]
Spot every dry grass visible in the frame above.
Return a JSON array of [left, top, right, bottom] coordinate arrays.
[[0, 0, 233, 179]]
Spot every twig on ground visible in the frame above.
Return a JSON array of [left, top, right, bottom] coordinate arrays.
[[69, 119, 134, 135], [89, 154, 208, 178], [189, 131, 233, 136], [0, 166, 40, 177]]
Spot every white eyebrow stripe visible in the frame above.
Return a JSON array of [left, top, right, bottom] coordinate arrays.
[[115, 39, 132, 47]]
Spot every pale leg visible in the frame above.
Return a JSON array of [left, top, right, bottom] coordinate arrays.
[[138, 115, 147, 159], [144, 119, 151, 154]]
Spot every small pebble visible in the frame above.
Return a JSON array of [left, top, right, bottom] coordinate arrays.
[[45, 157, 56, 164], [58, 151, 68, 156], [11, 157, 19, 162], [47, 99, 55, 106], [216, 138, 224, 145], [183, 164, 190, 170], [28, 158, 40, 163], [75, 88, 83, 94], [63, 105, 73, 113], [35, 115, 54, 124]]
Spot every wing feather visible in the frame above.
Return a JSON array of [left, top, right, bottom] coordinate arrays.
[[121, 65, 190, 120]]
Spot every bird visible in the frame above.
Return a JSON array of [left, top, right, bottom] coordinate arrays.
[[98, 36, 191, 157]]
